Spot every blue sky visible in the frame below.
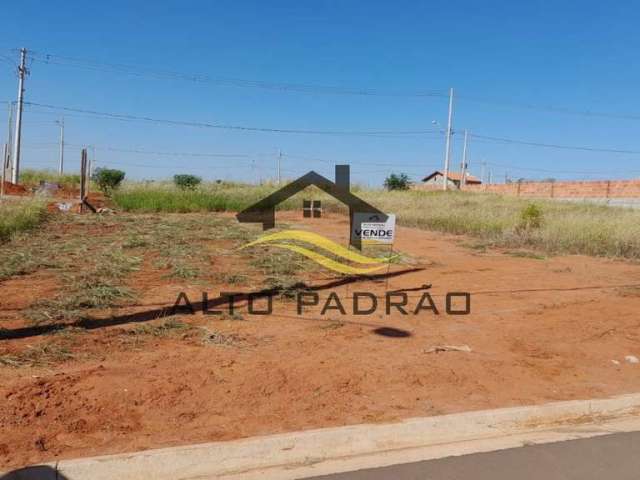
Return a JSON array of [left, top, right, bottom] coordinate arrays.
[[1, 0, 639, 186]]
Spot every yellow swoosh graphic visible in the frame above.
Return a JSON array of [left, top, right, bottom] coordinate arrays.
[[265, 243, 389, 275], [241, 230, 394, 265]]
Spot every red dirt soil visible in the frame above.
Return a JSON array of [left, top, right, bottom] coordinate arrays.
[[1, 181, 28, 196], [1, 212, 640, 469]]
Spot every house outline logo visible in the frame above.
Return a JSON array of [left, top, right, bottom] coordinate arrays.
[[237, 165, 387, 250]]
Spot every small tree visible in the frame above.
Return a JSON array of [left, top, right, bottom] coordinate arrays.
[[516, 203, 543, 232], [384, 173, 411, 191], [173, 174, 202, 190], [92, 168, 125, 194]]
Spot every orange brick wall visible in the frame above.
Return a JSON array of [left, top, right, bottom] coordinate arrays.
[[460, 180, 640, 198]]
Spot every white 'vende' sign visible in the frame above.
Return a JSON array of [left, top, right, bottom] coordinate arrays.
[[351, 213, 396, 245]]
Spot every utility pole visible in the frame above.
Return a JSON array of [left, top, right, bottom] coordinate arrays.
[[11, 48, 28, 184], [488, 170, 493, 185], [251, 158, 256, 184], [57, 117, 64, 175], [480, 161, 486, 184], [5, 102, 13, 181], [442, 87, 454, 191], [277, 149, 282, 185], [1, 144, 7, 198], [460, 129, 469, 189]]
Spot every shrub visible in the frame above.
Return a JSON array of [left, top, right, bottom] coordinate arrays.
[[384, 173, 411, 191], [173, 174, 202, 190], [92, 168, 125, 194], [517, 203, 543, 231]]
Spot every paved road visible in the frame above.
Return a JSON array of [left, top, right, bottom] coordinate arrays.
[[308, 432, 640, 480]]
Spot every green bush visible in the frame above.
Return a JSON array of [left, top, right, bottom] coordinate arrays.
[[92, 168, 125, 194], [384, 173, 411, 191], [517, 203, 543, 231], [173, 174, 202, 190]]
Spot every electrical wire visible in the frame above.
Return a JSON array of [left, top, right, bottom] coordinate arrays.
[[23, 101, 438, 136], [30, 51, 447, 98], [470, 133, 640, 155], [483, 160, 640, 176], [29, 51, 640, 121], [457, 94, 640, 121]]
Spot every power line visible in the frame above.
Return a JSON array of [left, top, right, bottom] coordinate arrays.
[[457, 94, 640, 121], [282, 152, 440, 169], [21, 142, 638, 176], [483, 160, 640, 176], [23, 101, 438, 136], [21, 101, 640, 160], [21, 101, 640, 159], [30, 51, 447, 98], [22, 143, 438, 172], [470, 133, 640, 155], [68, 143, 254, 158], [96, 160, 259, 170], [29, 51, 640, 121]]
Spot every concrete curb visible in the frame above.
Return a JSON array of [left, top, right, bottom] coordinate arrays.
[[4, 393, 640, 480]]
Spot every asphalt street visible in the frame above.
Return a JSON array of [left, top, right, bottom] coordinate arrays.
[[307, 431, 640, 480]]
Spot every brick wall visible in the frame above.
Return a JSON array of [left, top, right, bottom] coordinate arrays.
[[460, 180, 640, 198]]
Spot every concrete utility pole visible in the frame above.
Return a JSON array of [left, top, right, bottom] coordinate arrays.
[[11, 48, 28, 184], [4, 103, 12, 183], [56, 117, 64, 175], [277, 149, 282, 185], [460, 129, 469, 189], [442, 87, 454, 191], [1, 143, 7, 198]]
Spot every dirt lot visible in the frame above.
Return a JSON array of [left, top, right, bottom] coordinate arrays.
[[1, 211, 640, 469]]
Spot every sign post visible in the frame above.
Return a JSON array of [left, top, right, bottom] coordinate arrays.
[[351, 213, 397, 288], [351, 213, 396, 246]]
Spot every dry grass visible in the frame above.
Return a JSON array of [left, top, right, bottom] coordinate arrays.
[[112, 182, 640, 259], [0, 342, 74, 368], [352, 190, 640, 259]]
